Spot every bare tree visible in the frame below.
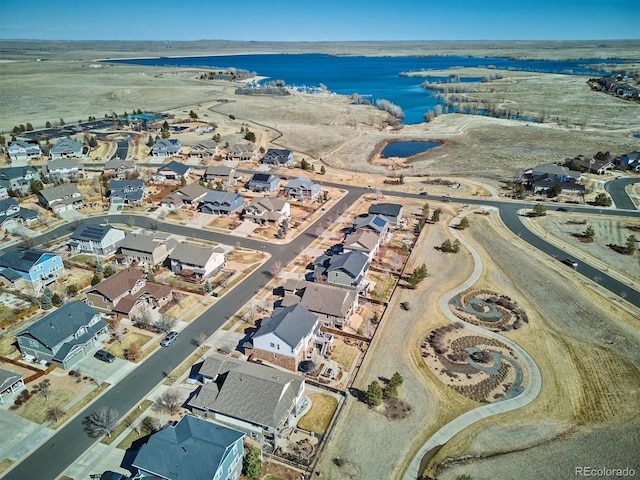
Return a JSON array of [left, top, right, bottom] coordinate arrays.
[[270, 260, 283, 279], [38, 380, 51, 401], [314, 223, 326, 238], [46, 405, 66, 423], [84, 407, 120, 438], [109, 321, 125, 344], [196, 331, 208, 348], [125, 344, 141, 361], [155, 314, 177, 333], [153, 390, 182, 417]]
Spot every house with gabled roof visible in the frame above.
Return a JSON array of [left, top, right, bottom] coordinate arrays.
[[37, 184, 84, 212], [249, 303, 333, 371], [528, 162, 583, 195], [353, 213, 390, 237], [342, 229, 381, 260], [41, 158, 84, 181], [281, 279, 358, 329], [149, 138, 182, 158], [153, 160, 190, 184], [16, 301, 107, 369], [85, 266, 173, 318], [261, 148, 294, 167], [189, 140, 219, 160], [313, 250, 370, 291], [169, 243, 225, 280], [243, 197, 290, 224], [227, 143, 257, 162], [284, 177, 322, 201], [103, 158, 136, 180], [368, 202, 403, 225], [50, 138, 84, 160], [132, 414, 245, 480], [565, 155, 615, 175], [0, 367, 25, 404], [0, 248, 63, 293], [618, 151, 640, 172], [7, 141, 42, 164], [188, 355, 307, 445], [199, 191, 245, 216], [0, 166, 40, 196], [0, 186, 8, 200], [246, 173, 280, 193], [109, 179, 146, 206], [69, 224, 125, 256], [0, 197, 38, 232], [118, 233, 176, 266], [202, 165, 241, 185], [160, 183, 208, 211]]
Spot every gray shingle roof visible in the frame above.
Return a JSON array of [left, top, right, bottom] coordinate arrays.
[[119, 233, 162, 254], [37, 184, 82, 202], [0, 166, 38, 181], [133, 414, 244, 480], [50, 138, 82, 154], [253, 304, 318, 349], [325, 250, 369, 278], [353, 214, 389, 233], [0, 367, 23, 392], [368, 202, 402, 218], [157, 160, 189, 176], [170, 243, 219, 267]]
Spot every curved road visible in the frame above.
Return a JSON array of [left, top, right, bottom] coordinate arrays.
[[605, 176, 638, 210]]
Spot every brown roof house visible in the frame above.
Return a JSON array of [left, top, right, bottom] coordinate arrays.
[[85, 266, 173, 319], [188, 354, 307, 446], [160, 183, 208, 211], [342, 229, 381, 260], [243, 198, 290, 224]]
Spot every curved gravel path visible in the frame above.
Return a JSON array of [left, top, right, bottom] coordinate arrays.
[[403, 209, 543, 480]]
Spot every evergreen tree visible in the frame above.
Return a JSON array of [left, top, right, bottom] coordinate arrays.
[[320, 165, 326, 175], [458, 217, 470, 229], [431, 208, 441, 222], [45, 121, 52, 128], [583, 225, 595, 239], [242, 446, 262, 480], [147, 135, 154, 147], [300, 158, 309, 171], [365, 381, 383, 406], [626, 234, 638, 254]]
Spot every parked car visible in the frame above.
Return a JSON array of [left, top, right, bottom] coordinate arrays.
[[562, 258, 578, 268], [400, 301, 411, 311], [94, 349, 116, 363], [419, 192, 428, 196], [557, 207, 569, 212], [160, 331, 179, 347]]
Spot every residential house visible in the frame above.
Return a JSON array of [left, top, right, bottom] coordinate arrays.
[[118, 233, 176, 266], [0, 186, 8, 200], [261, 148, 294, 167], [243, 198, 290, 224], [69, 224, 125, 256], [284, 177, 322, 201], [565, 155, 615, 175], [368, 203, 403, 225], [41, 158, 84, 181], [149, 138, 182, 158], [152, 160, 190, 184], [0, 249, 64, 293], [188, 355, 307, 445], [7, 141, 42, 164], [160, 183, 208, 211], [313, 250, 370, 291], [202, 165, 241, 186], [199, 191, 245, 216], [132, 415, 245, 480], [249, 303, 333, 371], [50, 138, 84, 160], [0, 166, 40, 196], [528, 163, 583, 195], [0, 367, 25, 404], [103, 158, 136, 180], [37, 184, 84, 212], [85, 266, 173, 318], [189, 140, 219, 160], [281, 279, 358, 329], [342, 229, 381, 260], [227, 143, 257, 162], [0, 198, 38, 231], [16, 301, 107, 369], [618, 151, 640, 172], [169, 243, 225, 280], [353, 213, 390, 237], [246, 173, 280, 193], [109, 179, 146, 206]]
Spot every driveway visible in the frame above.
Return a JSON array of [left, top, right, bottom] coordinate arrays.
[[230, 220, 258, 237], [57, 210, 86, 222], [4, 224, 38, 238]]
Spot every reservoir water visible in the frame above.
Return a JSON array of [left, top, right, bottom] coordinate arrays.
[[381, 141, 441, 158], [108, 54, 621, 125]]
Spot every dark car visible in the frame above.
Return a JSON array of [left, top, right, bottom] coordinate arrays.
[[557, 207, 569, 212], [400, 301, 411, 311], [160, 331, 179, 347], [94, 349, 116, 363], [419, 192, 428, 196], [562, 258, 578, 268]]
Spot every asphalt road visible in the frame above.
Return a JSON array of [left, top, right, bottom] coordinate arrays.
[[111, 139, 130, 161], [605, 177, 638, 210]]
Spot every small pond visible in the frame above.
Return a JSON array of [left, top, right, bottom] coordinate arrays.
[[381, 140, 441, 158]]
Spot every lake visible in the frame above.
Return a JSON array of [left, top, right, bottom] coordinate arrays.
[[381, 141, 441, 158], [107, 54, 620, 124]]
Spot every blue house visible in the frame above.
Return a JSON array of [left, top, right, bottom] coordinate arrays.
[[109, 179, 146, 206], [16, 302, 107, 369], [0, 198, 38, 231], [199, 191, 245, 216], [132, 415, 245, 480], [261, 148, 294, 167], [0, 166, 40, 196], [0, 249, 64, 293], [246, 173, 280, 193]]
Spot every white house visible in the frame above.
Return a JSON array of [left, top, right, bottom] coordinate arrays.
[[8, 141, 42, 164], [69, 224, 126, 256], [169, 243, 225, 280]]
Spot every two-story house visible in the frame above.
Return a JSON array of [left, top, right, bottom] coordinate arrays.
[[149, 138, 182, 158], [246, 173, 280, 193], [103, 158, 136, 180], [249, 303, 333, 371], [0, 186, 8, 200], [202, 165, 242, 186], [152, 160, 190, 184], [132, 415, 245, 480], [0, 249, 64, 293], [7, 141, 42, 164], [261, 148, 294, 167], [313, 250, 370, 291], [199, 191, 245, 216], [41, 158, 85, 182], [368, 203, 403, 226], [226, 143, 257, 162], [243, 198, 290, 225], [69, 224, 126, 256], [37, 184, 84, 212], [50, 138, 84, 160], [0, 166, 40, 196], [86, 267, 173, 319], [353, 213, 390, 238], [0, 198, 38, 231], [118, 233, 176, 266], [169, 243, 225, 280], [188, 355, 307, 446], [342, 229, 381, 260], [189, 140, 219, 160], [284, 177, 322, 201], [0, 367, 25, 404], [160, 183, 208, 211], [528, 163, 583, 195], [16, 301, 107, 369], [109, 179, 146, 206]]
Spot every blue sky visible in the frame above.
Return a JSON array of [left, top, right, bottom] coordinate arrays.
[[0, 0, 638, 41]]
